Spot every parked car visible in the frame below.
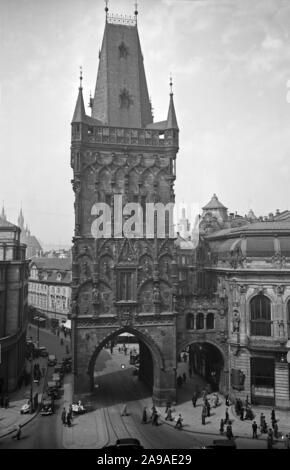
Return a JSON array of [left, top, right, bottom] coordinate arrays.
[[48, 354, 57, 366], [38, 346, 48, 357], [51, 373, 61, 388], [20, 402, 31, 414], [204, 439, 237, 449]]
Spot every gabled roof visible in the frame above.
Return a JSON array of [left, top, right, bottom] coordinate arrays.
[[92, 21, 153, 128], [202, 194, 228, 211]]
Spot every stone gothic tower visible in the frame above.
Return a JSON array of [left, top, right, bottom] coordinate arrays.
[[71, 8, 179, 405]]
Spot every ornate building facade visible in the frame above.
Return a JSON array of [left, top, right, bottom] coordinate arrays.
[[71, 8, 179, 404], [0, 215, 29, 394], [70, 7, 290, 409]]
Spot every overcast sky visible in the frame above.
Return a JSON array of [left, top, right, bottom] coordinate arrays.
[[1, 0, 290, 247]]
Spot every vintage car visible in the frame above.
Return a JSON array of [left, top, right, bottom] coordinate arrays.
[[41, 398, 54, 416], [48, 354, 57, 366]]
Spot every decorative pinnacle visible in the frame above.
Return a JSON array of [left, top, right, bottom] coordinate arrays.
[[79, 66, 83, 90], [134, 1, 138, 20], [170, 74, 173, 95], [105, 0, 109, 18]]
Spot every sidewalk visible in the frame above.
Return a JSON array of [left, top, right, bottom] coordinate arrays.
[[0, 359, 48, 439], [61, 376, 108, 449], [60, 351, 290, 449]]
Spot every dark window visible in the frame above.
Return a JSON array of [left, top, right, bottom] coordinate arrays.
[[186, 313, 194, 330], [287, 300, 290, 339], [196, 312, 204, 330], [250, 295, 272, 336], [206, 312, 214, 330], [118, 272, 134, 301]]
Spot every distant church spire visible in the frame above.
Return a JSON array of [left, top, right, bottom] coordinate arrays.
[[18, 208, 24, 230], [134, 1, 138, 24], [1, 203, 6, 221], [166, 75, 178, 130]]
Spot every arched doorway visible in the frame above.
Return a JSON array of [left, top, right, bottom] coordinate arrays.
[[189, 342, 224, 392], [87, 327, 163, 400], [177, 340, 225, 396]]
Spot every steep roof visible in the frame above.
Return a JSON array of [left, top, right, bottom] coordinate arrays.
[[166, 93, 178, 130], [72, 87, 86, 123], [31, 257, 72, 271], [92, 21, 153, 128], [202, 194, 228, 211]]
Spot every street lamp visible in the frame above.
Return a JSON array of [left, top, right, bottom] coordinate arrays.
[[29, 355, 34, 413]]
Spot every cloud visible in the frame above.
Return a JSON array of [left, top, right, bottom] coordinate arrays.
[[262, 35, 283, 50]]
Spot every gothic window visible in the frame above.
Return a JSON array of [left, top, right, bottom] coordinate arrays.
[[119, 88, 133, 109], [250, 294, 272, 336], [287, 300, 290, 339], [117, 271, 134, 301], [119, 42, 129, 59], [196, 312, 204, 330], [206, 312, 214, 330], [186, 313, 194, 330]]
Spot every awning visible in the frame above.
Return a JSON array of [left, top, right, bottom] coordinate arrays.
[[33, 316, 46, 323], [63, 320, 71, 330]]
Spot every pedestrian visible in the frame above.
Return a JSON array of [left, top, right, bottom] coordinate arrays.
[[61, 407, 67, 426], [206, 400, 211, 417], [165, 407, 173, 421], [182, 372, 186, 384], [16, 425, 21, 440], [240, 405, 244, 421], [60, 338, 64, 346], [245, 406, 254, 420], [245, 395, 250, 408], [142, 406, 147, 424], [252, 421, 258, 439], [177, 375, 183, 387], [267, 429, 273, 449], [4, 395, 9, 409], [175, 414, 183, 430], [226, 423, 233, 440], [219, 418, 225, 434], [151, 404, 157, 421], [152, 409, 159, 426], [271, 408, 276, 424], [121, 404, 128, 416], [283, 434, 290, 449], [189, 367, 192, 379], [165, 400, 171, 413], [225, 407, 229, 424], [192, 392, 197, 408], [225, 394, 230, 407], [41, 367, 46, 378], [201, 406, 206, 425], [273, 421, 279, 439], [183, 352, 187, 362], [66, 412, 72, 427], [202, 389, 207, 402]]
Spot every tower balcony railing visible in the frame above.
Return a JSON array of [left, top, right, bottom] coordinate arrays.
[[72, 124, 179, 148]]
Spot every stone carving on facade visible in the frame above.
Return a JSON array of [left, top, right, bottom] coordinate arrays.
[[276, 285, 285, 296], [92, 286, 102, 306], [278, 320, 285, 337], [239, 285, 247, 295], [232, 310, 240, 333], [153, 286, 161, 314]]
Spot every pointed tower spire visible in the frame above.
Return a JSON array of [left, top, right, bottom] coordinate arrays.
[[18, 208, 24, 230], [72, 66, 87, 123], [166, 75, 178, 130], [92, 13, 153, 128], [134, 2, 138, 25], [105, 0, 109, 21]]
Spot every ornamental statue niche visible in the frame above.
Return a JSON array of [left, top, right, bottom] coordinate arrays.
[[232, 310, 240, 333], [92, 286, 102, 306]]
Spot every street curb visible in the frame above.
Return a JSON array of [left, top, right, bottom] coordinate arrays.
[[0, 362, 49, 440]]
